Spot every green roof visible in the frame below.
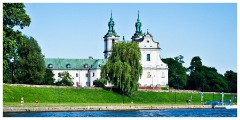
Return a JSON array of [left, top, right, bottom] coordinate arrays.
[[45, 58, 106, 70]]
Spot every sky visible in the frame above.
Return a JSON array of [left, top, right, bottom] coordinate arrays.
[[18, 3, 237, 75]]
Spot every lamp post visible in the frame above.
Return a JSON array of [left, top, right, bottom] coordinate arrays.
[[122, 83, 124, 104], [58, 79, 60, 104], [107, 74, 112, 91], [10, 58, 14, 84], [152, 75, 153, 89], [212, 85, 215, 102]]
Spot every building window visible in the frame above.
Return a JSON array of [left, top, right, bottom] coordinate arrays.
[[86, 73, 88, 77], [84, 64, 88, 68], [147, 54, 150, 61], [112, 39, 115, 44], [162, 72, 165, 78], [147, 72, 151, 78], [147, 40, 149, 43], [48, 64, 53, 68], [93, 72, 95, 77], [76, 73, 78, 77], [66, 64, 71, 68]]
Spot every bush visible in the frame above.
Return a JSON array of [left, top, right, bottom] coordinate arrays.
[[93, 79, 107, 87], [161, 86, 169, 90]]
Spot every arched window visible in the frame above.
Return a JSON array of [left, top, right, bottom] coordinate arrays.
[[66, 64, 71, 68], [84, 64, 88, 68], [48, 64, 53, 68]]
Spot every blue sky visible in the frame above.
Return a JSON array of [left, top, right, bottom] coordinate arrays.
[[19, 3, 237, 75]]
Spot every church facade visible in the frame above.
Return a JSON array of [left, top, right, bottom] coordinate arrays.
[[45, 12, 168, 87]]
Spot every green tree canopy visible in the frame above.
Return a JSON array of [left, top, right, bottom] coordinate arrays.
[[14, 36, 46, 84], [43, 69, 55, 85], [101, 41, 142, 96], [187, 56, 228, 92], [57, 71, 74, 86], [162, 55, 187, 89], [3, 3, 31, 82], [224, 70, 237, 93]]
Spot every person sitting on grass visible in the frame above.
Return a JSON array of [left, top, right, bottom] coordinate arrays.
[[20, 97, 24, 105], [34, 100, 39, 105], [186, 99, 191, 105]]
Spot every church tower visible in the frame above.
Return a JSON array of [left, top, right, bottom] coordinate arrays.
[[103, 11, 120, 59], [132, 11, 144, 41]]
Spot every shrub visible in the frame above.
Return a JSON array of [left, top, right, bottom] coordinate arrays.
[[93, 79, 107, 87]]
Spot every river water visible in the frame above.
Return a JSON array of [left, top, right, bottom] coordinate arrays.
[[3, 108, 237, 117]]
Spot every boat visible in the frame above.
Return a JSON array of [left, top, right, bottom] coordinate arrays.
[[225, 105, 237, 109], [214, 105, 237, 109]]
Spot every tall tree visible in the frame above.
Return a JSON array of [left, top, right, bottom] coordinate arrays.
[[43, 69, 55, 85], [162, 55, 187, 89], [101, 41, 142, 96], [3, 3, 31, 82], [204, 67, 227, 92], [187, 56, 228, 92], [224, 70, 237, 93], [14, 36, 45, 84]]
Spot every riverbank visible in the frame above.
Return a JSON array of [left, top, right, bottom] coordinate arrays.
[[3, 105, 212, 113]]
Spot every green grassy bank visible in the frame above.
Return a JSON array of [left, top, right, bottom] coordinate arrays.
[[3, 85, 237, 107]]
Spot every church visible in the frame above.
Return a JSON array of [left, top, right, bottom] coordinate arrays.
[[45, 11, 168, 88]]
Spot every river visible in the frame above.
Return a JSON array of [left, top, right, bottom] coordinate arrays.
[[3, 108, 237, 117]]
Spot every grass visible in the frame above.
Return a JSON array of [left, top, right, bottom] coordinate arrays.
[[3, 85, 237, 107]]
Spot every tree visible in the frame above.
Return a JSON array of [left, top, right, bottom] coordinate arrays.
[[162, 55, 187, 89], [224, 70, 237, 93], [188, 56, 203, 72], [57, 71, 74, 86], [43, 69, 55, 85], [101, 41, 142, 96], [187, 56, 228, 92], [14, 36, 46, 84], [3, 3, 31, 82]]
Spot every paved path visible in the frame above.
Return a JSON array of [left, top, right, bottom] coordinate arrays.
[[3, 105, 212, 113]]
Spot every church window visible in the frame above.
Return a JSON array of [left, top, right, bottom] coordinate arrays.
[[86, 73, 88, 77], [162, 72, 165, 78], [93, 72, 95, 77], [147, 72, 151, 78], [112, 39, 115, 44], [76, 73, 78, 77], [147, 40, 149, 43], [147, 54, 150, 61]]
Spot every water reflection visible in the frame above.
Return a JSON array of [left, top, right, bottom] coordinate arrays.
[[4, 109, 237, 117]]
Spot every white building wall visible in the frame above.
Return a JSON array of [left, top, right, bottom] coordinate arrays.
[[104, 36, 119, 59], [52, 69, 90, 87], [138, 34, 168, 87], [89, 69, 101, 87]]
